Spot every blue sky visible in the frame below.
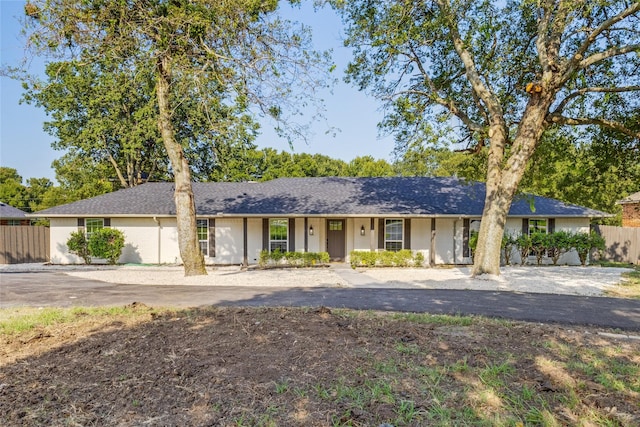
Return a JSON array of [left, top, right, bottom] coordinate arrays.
[[0, 0, 396, 183]]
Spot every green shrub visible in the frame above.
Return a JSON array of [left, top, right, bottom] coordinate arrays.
[[502, 233, 517, 266], [546, 230, 573, 265], [259, 250, 329, 267], [349, 250, 423, 268], [469, 230, 479, 256], [66, 230, 91, 264], [571, 231, 606, 266], [515, 233, 532, 265], [87, 228, 125, 265], [529, 232, 548, 265]]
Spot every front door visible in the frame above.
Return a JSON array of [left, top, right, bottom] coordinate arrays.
[[326, 219, 346, 261]]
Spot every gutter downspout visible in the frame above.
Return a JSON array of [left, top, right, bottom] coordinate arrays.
[[153, 217, 161, 264]]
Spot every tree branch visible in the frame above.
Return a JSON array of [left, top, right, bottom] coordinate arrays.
[[580, 43, 640, 69], [574, 2, 640, 60], [435, 0, 502, 119], [405, 43, 485, 133], [561, 2, 640, 80], [553, 86, 640, 115], [547, 114, 640, 139]]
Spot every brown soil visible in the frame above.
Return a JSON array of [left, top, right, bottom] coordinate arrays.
[[1, 305, 639, 426]]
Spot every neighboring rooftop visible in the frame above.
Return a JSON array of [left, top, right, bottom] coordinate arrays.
[[0, 202, 28, 219], [618, 191, 640, 204], [33, 177, 610, 218]]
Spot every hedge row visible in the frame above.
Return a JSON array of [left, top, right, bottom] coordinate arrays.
[[258, 250, 330, 267], [349, 249, 425, 268], [470, 230, 606, 266]]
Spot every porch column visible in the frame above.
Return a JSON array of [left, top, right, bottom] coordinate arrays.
[[430, 218, 436, 266], [242, 218, 248, 267]]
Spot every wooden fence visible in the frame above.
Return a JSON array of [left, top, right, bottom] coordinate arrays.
[[594, 225, 640, 265], [0, 226, 50, 264]]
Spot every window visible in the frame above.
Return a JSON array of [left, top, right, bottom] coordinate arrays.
[[329, 220, 343, 231], [384, 219, 403, 252], [269, 218, 288, 252], [197, 219, 208, 256], [85, 218, 104, 239], [7, 220, 21, 226], [528, 219, 547, 235]]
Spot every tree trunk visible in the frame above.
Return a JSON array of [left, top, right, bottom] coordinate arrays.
[[156, 55, 207, 276], [471, 174, 519, 276], [472, 93, 554, 277]]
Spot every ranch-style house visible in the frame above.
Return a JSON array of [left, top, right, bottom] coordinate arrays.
[[33, 176, 608, 266]]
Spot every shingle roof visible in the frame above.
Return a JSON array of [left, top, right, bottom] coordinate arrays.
[[0, 202, 28, 219], [33, 177, 609, 218], [618, 191, 640, 204]]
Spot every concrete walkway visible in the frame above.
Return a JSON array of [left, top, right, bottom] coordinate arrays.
[[1, 271, 639, 331]]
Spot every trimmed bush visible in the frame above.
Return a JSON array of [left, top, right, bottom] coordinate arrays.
[[87, 228, 126, 265], [515, 233, 532, 265], [502, 233, 517, 266], [546, 230, 573, 265], [258, 250, 329, 267], [530, 232, 548, 265], [571, 231, 605, 266], [66, 230, 91, 264], [349, 250, 423, 268]]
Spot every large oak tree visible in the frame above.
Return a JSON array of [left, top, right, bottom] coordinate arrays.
[[21, 0, 331, 275], [334, 0, 640, 275]]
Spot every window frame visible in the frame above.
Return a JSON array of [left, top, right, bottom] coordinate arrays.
[[269, 218, 288, 253], [197, 218, 209, 257], [384, 218, 404, 252], [528, 218, 548, 235], [85, 218, 104, 239]]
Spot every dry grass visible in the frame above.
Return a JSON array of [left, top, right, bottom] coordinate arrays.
[[1, 306, 639, 426]]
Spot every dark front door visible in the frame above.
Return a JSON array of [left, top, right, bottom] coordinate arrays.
[[326, 219, 346, 261]]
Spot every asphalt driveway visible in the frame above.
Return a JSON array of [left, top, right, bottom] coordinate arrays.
[[2, 271, 639, 331]]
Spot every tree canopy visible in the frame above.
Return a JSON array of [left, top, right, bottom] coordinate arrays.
[[334, 0, 640, 275], [21, 0, 332, 275]]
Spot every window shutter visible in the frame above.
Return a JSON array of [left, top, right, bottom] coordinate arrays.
[[522, 218, 529, 235], [209, 218, 216, 257], [548, 218, 555, 233], [288, 218, 295, 252], [403, 219, 411, 250], [103, 218, 111, 227], [77, 218, 84, 230], [262, 218, 269, 251], [378, 219, 384, 249], [463, 218, 470, 257]]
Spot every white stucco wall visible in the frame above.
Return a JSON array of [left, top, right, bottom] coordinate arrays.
[[409, 218, 430, 266], [49, 218, 84, 264], [49, 215, 594, 266], [503, 217, 590, 265], [213, 218, 244, 265], [434, 218, 456, 264], [49, 217, 180, 265]]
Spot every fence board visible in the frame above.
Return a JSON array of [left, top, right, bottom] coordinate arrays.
[[594, 225, 640, 265], [0, 226, 50, 264]]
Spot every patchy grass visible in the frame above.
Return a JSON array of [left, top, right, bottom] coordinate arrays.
[[1, 306, 639, 426], [606, 266, 640, 299]]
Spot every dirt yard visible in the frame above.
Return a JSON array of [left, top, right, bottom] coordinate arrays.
[[1, 305, 639, 426]]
